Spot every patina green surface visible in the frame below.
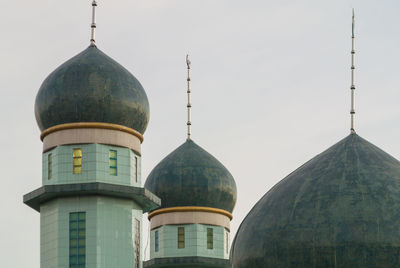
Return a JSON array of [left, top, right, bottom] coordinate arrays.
[[143, 256, 230, 268], [231, 134, 400, 268], [35, 46, 149, 134], [145, 139, 237, 213]]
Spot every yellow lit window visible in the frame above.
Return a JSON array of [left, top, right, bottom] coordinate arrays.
[[109, 150, 117, 175], [73, 149, 82, 174], [178, 227, 185, 248]]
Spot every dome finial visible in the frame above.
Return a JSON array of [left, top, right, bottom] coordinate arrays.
[[90, 0, 98, 47], [350, 8, 356, 134], [186, 54, 192, 140]]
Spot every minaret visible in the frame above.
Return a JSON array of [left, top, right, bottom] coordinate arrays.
[[143, 57, 236, 268], [24, 2, 160, 268], [350, 9, 356, 133]]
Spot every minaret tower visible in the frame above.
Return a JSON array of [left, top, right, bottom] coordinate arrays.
[[24, 2, 160, 268], [143, 56, 236, 268]]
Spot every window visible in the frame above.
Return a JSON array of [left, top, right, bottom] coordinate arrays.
[[207, 228, 213, 249], [73, 149, 82, 174], [109, 150, 117, 175], [178, 227, 185, 249], [155, 230, 159, 252], [134, 219, 140, 268], [226, 231, 229, 254], [135, 156, 138, 182], [69, 212, 85, 268], [48, 153, 52, 180]]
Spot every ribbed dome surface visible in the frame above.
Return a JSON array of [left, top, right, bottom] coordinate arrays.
[[231, 134, 400, 268], [145, 139, 237, 213], [35, 46, 149, 134]]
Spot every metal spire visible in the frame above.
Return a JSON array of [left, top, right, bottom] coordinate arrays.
[[186, 54, 192, 140], [90, 0, 98, 46], [350, 8, 356, 134]]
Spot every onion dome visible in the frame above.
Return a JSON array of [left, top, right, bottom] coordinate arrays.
[[34, 46, 150, 134], [144, 139, 237, 213], [231, 134, 400, 267]]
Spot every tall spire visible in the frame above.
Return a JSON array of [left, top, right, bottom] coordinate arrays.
[[90, 0, 98, 46], [350, 8, 356, 134], [186, 54, 192, 140]]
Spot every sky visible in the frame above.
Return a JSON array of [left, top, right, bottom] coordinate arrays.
[[1, 0, 400, 266]]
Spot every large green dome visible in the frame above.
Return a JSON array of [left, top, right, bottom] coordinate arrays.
[[231, 134, 400, 268], [34, 46, 149, 134], [144, 139, 237, 213]]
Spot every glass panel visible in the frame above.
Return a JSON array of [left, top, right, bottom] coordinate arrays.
[[78, 230, 85, 238], [73, 166, 82, 174], [109, 167, 116, 175], [73, 158, 82, 166], [78, 255, 85, 264], [178, 227, 185, 248], [207, 228, 213, 249], [70, 212, 85, 267], [135, 157, 138, 182], [70, 256, 77, 264], [48, 154, 52, 180], [70, 239, 77, 247], [155, 230, 159, 252], [109, 150, 116, 158], [70, 222, 77, 229], [73, 149, 82, 157], [109, 159, 116, 167]]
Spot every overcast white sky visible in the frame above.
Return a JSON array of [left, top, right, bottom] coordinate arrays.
[[1, 0, 400, 266]]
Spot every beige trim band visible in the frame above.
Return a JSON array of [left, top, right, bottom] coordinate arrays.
[[149, 210, 231, 230], [40, 122, 144, 143], [148, 206, 233, 220], [42, 127, 142, 154]]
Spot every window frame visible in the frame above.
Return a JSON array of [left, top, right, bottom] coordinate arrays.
[[135, 156, 138, 182], [69, 212, 86, 268], [72, 148, 82, 175], [155, 230, 159, 252], [109, 150, 117, 176], [178, 227, 185, 249], [48, 153, 52, 180], [207, 228, 213, 249]]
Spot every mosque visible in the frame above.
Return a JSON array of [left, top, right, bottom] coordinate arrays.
[[23, 2, 400, 268]]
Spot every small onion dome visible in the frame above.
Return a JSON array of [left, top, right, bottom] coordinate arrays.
[[35, 46, 149, 134], [231, 134, 400, 267], [145, 139, 237, 213]]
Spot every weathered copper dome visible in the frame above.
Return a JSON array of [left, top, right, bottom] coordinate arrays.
[[35, 46, 149, 134], [231, 134, 400, 267]]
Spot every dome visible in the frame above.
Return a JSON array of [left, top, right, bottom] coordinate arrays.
[[231, 134, 400, 267], [144, 139, 237, 213], [34, 46, 149, 134]]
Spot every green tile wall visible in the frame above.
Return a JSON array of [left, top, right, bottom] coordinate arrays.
[[40, 196, 143, 268], [42, 144, 141, 187], [149, 224, 229, 260]]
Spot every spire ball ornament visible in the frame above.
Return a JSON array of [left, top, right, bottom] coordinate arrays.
[[186, 54, 192, 140], [90, 0, 98, 46], [350, 9, 356, 134]]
